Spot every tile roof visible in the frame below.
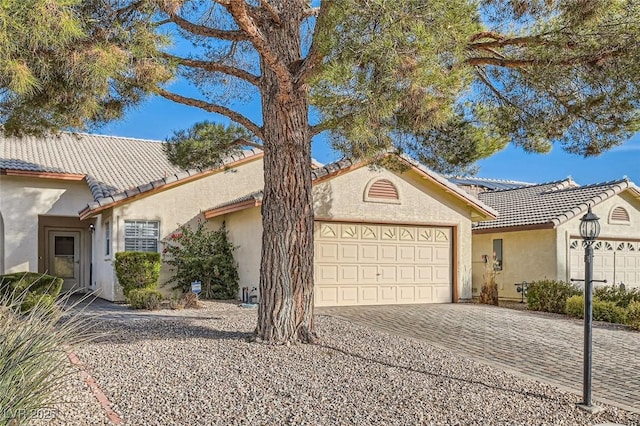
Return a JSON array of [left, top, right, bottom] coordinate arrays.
[[474, 178, 639, 231], [449, 176, 535, 191], [1, 132, 185, 199]]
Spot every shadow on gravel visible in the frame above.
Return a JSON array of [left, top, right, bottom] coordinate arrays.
[[87, 321, 254, 344], [318, 343, 558, 403]]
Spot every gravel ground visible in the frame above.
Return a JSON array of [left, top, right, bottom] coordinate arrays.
[[31, 301, 640, 425]]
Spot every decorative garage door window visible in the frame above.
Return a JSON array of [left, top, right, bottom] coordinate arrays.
[[570, 238, 640, 288], [314, 222, 452, 306], [124, 220, 160, 252], [364, 179, 400, 204]]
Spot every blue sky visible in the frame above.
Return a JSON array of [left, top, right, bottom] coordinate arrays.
[[98, 93, 640, 186]]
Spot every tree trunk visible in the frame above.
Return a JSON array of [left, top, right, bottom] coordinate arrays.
[[255, 3, 316, 344]]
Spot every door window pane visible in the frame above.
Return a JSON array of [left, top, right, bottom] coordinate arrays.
[[55, 236, 74, 256]]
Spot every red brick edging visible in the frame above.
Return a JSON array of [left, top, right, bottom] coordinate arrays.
[[67, 352, 124, 424]]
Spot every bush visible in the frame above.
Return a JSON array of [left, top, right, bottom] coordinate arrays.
[[0, 272, 63, 313], [164, 221, 239, 299], [114, 252, 161, 297], [566, 295, 584, 318], [628, 301, 640, 331], [564, 295, 628, 324], [594, 284, 640, 308], [127, 288, 163, 310], [0, 290, 93, 425], [526, 279, 581, 314]]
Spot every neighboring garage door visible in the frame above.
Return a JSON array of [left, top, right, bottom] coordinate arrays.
[[569, 239, 640, 288], [314, 221, 453, 306]]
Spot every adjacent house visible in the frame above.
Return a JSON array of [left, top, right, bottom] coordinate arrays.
[[465, 178, 640, 300], [1, 133, 496, 306]]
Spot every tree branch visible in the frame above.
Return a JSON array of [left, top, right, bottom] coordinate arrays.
[[161, 53, 260, 86], [167, 12, 248, 41], [294, 0, 329, 85], [225, 0, 294, 99], [259, 0, 282, 26], [155, 87, 264, 140]]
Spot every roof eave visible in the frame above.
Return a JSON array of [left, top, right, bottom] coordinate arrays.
[[472, 222, 555, 234], [1, 169, 86, 181]]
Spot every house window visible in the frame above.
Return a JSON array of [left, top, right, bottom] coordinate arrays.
[[124, 220, 160, 252], [493, 239, 503, 271], [105, 221, 111, 256]]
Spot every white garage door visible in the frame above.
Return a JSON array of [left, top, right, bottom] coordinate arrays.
[[314, 222, 453, 306], [569, 239, 640, 289]]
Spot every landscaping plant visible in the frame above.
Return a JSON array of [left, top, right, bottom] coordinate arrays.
[[565, 295, 629, 324], [526, 279, 581, 314], [164, 221, 239, 300], [594, 284, 640, 309], [114, 252, 161, 297], [479, 255, 499, 306], [126, 288, 163, 310], [0, 285, 93, 425], [0, 272, 63, 313], [628, 301, 640, 331]]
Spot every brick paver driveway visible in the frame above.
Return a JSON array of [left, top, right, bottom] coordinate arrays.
[[318, 303, 640, 413]]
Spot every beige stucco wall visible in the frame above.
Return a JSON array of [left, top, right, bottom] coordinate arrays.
[[207, 207, 263, 301], [471, 229, 558, 300], [0, 175, 94, 276], [104, 158, 264, 300]]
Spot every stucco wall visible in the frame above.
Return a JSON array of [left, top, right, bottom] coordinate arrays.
[[0, 176, 94, 275], [104, 158, 264, 300], [472, 229, 557, 300], [208, 208, 263, 301]]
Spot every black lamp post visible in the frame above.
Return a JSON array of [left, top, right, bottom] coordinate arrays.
[[578, 206, 600, 410]]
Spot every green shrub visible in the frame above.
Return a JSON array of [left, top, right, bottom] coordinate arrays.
[[164, 221, 239, 299], [114, 252, 161, 297], [127, 288, 163, 310], [564, 295, 627, 324], [566, 295, 584, 318], [526, 279, 581, 314], [628, 301, 640, 331], [594, 284, 640, 308], [594, 300, 627, 324], [0, 290, 93, 425], [0, 272, 63, 313]]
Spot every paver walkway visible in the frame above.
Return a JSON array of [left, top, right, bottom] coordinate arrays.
[[318, 303, 640, 413]]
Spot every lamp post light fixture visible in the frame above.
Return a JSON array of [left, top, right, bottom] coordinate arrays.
[[577, 206, 601, 412]]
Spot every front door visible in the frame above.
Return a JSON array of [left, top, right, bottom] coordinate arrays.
[[48, 231, 81, 292]]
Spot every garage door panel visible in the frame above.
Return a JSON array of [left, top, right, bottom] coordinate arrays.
[[360, 245, 378, 262], [398, 286, 415, 301], [339, 244, 358, 262], [398, 246, 416, 262], [379, 286, 397, 303], [360, 265, 378, 282], [318, 242, 338, 262], [379, 245, 397, 262], [339, 287, 359, 304], [339, 265, 359, 282], [398, 266, 415, 281], [359, 286, 378, 303], [379, 265, 397, 282], [315, 222, 452, 306], [317, 265, 338, 284], [416, 246, 434, 262], [416, 266, 433, 281]]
